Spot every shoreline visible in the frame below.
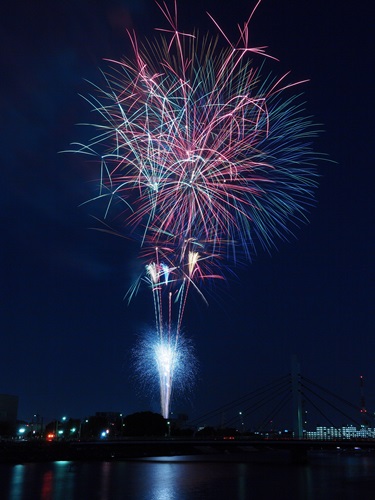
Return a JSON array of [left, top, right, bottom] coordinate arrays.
[[1, 439, 374, 465]]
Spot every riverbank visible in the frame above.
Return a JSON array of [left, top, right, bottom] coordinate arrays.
[[0, 439, 300, 464], [2, 438, 373, 465]]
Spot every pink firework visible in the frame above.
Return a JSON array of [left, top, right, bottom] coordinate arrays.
[[74, 1, 319, 264], [72, 1, 324, 417]]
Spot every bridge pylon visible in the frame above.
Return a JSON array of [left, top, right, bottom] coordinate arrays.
[[291, 355, 303, 439]]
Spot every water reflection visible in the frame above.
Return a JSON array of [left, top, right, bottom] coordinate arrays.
[[53, 461, 74, 500], [1, 453, 375, 499], [41, 469, 53, 500], [236, 463, 248, 499], [99, 461, 111, 500], [298, 464, 313, 500], [145, 462, 181, 500], [9, 464, 25, 499]]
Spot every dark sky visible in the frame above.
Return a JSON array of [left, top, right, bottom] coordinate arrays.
[[1, 0, 374, 429]]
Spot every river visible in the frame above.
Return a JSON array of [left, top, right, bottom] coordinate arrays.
[[1, 451, 375, 499]]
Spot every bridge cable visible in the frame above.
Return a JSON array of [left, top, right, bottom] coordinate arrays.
[[301, 376, 364, 412], [256, 392, 292, 433], [188, 374, 291, 425], [301, 383, 362, 427]]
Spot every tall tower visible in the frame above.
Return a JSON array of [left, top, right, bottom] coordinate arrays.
[[360, 375, 370, 427]]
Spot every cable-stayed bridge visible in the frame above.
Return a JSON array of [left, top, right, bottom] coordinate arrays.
[[3, 363, 374, 464], [187, 366, 373, 439]]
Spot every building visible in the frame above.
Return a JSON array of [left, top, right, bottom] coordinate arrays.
[[305, 425, 375, 440], [0, 394, 19, 435]]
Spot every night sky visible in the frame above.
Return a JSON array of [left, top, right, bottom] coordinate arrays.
[[2, 0, 374, 429]]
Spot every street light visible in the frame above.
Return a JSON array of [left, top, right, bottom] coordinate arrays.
[[18, 427, 27, 439], [239, 411, 245, 433], [55, 416, 67, 439]]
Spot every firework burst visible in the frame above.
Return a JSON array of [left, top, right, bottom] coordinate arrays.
[[72, 0, 324, 417], [133, 328, 197, 419], [74, 21, 319, 259]]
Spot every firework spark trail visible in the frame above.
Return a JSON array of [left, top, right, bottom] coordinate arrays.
[[77, 49, 319, 259], [133, 326, 197, 419], [72, 1, 323, 417], [134, 239, 224, 417], [143, 239, 225, 335]]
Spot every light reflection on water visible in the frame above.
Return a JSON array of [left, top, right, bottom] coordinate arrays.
[[1, 452, 375, 500], [9, 464, 25, 499]]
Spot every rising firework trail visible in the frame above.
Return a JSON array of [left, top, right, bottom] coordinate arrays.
[[71, 0, 324, 417], [129, 241, 218, 417]]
